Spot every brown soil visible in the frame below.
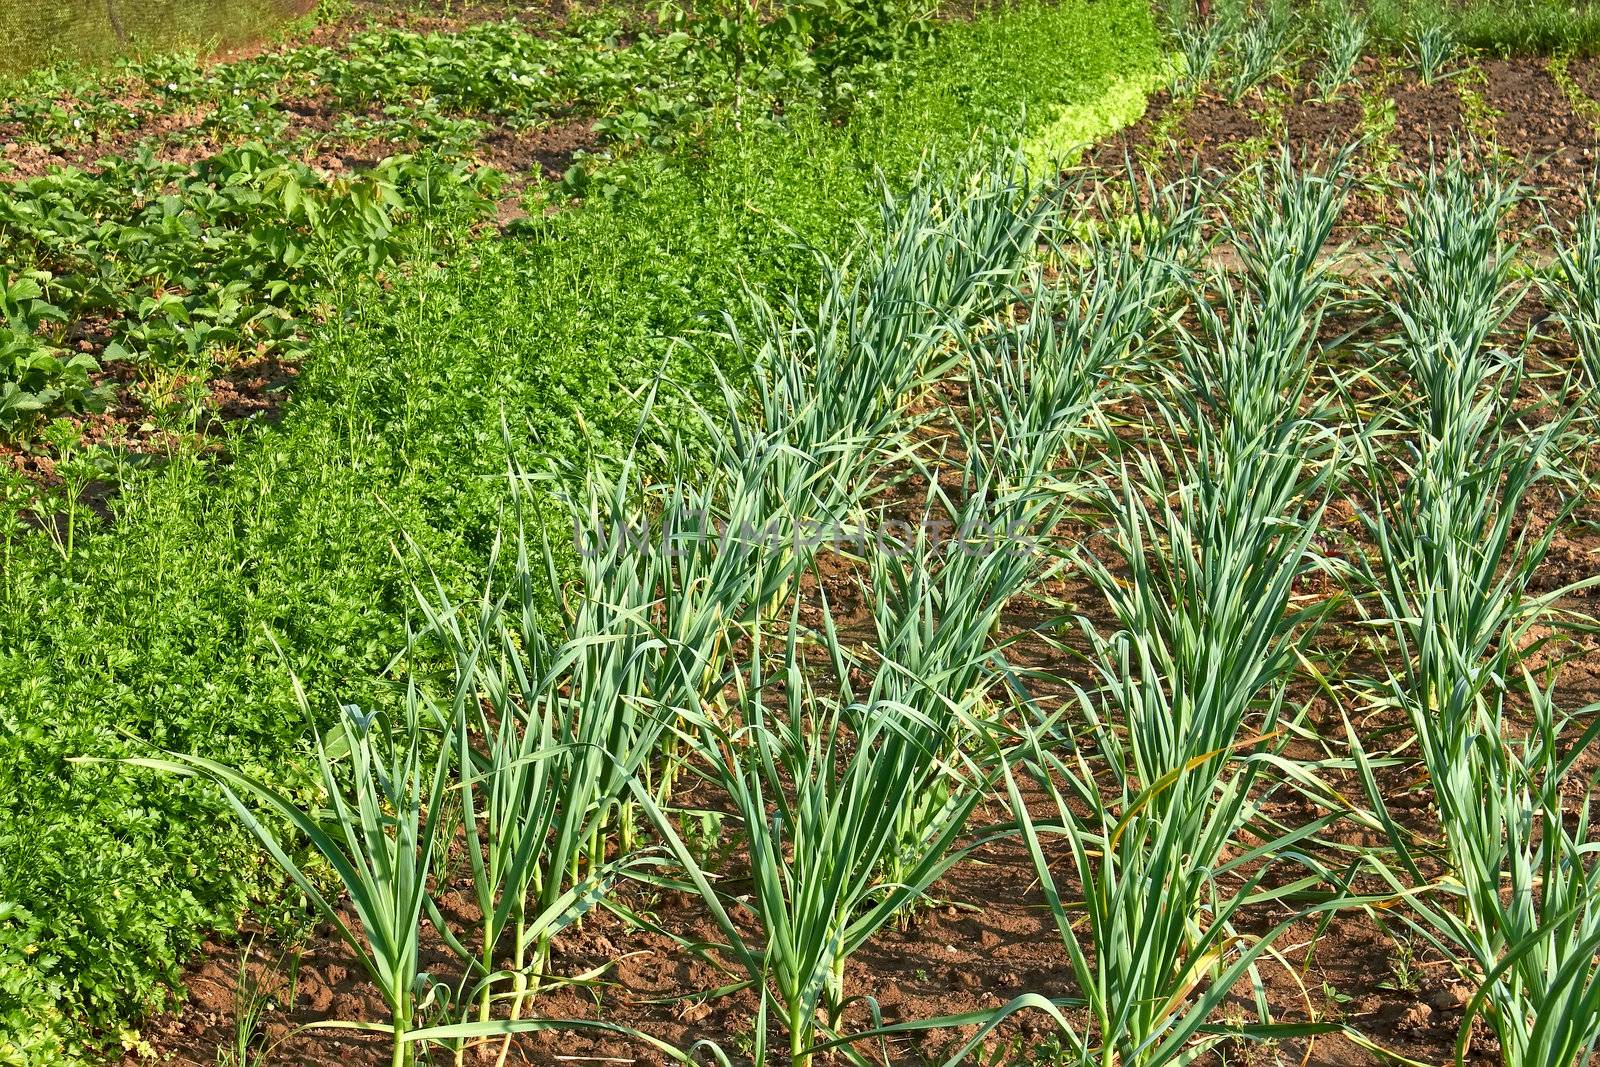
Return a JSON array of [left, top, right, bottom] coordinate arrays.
[[1083, 55, 1600, 236], [0, 351, 299, 528], [477, 118, 600, 226]]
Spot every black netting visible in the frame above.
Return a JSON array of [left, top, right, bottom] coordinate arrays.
[[2, 0, 307, 76]]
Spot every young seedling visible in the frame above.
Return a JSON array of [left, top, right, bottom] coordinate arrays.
[[217, 940, 302, 1067], [1407, 21, 1457, 86], [1225, 14, 1293, 103], [1546, 190, 1600, 400], [1313, 16, 1367, 101]]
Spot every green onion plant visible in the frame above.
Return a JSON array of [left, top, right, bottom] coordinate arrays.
[[960, 418, 1338, 1064], [1314, 16, 1367, 101], [112, 697, 451, 1067], [1408, 20, 1457, 86], [1385, 159, 1524, 444], [1175, 18, 1227, 95], [1350, 415, 1599, 1066], [1546, 190, 1600, 399], [943, 153, 1344, 1060], [1348, 155, 1600, 1065], [1225, 13, 1293, 103], [649, 623, 993, 1067]]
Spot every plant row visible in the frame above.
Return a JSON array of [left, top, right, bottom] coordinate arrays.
[[1159, 0, 1600, 105]]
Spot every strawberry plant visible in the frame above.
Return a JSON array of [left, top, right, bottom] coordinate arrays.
[[0, 271, 99, 428], [0, 146, 493, 428]]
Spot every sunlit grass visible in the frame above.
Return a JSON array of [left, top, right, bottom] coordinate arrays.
[[1, 0, 312, 77]]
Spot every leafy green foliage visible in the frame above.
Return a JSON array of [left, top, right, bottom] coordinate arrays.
[[0, 903, 77, 1067], [0, 0, 1127, 431], [0, 270, 98, 424], [0, 149, 492, 431]]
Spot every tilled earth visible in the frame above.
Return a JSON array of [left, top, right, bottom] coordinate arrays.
[[1081, 53, 1600, 236]]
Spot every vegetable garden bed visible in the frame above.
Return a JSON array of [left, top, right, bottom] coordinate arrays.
[[8, 2, 1600, 1066]]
